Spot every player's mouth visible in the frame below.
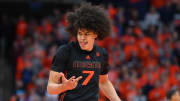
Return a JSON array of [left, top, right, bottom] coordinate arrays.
[[79, 41, 88, 47]]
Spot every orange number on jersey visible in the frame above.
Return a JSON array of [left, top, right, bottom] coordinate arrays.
[[82, 71, 94, 85]]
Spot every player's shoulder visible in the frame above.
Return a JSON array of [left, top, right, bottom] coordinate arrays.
[[56, 42, 74, 54], [95, 45, 108, 57]]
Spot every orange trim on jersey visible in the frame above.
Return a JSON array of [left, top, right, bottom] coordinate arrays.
[[86, 55, 90, 60]]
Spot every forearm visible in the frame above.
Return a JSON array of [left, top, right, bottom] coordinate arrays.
[[47, 82, 67, 95], [99, 80, 121, 101]]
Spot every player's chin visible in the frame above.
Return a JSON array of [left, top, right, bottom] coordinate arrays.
[[80, 45, 89, 51], [79, 44, 87, 49], [80, 46, 88, 50]]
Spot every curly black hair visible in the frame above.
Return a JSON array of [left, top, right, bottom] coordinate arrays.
[[66, 3, 111, 40]]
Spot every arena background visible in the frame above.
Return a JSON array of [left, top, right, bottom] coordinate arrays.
[[0, 0, 180, 101]]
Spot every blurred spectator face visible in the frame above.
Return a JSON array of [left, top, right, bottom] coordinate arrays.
[[118, 16, 125, 24], [125, 27, 133, 35], [170, 91, 180, 101], [29, 88, 41, 101], [131, 9, 138, 19], [117, 7, 124, 15], [77, 28, 97, 51], [164, 60, 171, 68], [150, 6, 156, 14], [16, 80, 23, 89]]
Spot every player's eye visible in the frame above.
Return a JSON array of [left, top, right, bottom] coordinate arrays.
[[78, 32, 82, 36], [85, 32, 91, 36], [85, 33, 89, 36]]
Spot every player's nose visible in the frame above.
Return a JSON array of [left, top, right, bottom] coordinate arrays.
[[80, 35, 86, 40]]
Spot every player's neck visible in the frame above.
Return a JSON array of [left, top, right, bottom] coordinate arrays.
[[86, 46, 94, 52]]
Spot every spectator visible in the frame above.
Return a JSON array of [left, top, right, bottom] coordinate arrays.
[[166, 88, 180, 101], [174, 2, 180, 34], [144, 6, 160, 29], [16, 16, 27, 38], [133, 89, 147, 101]]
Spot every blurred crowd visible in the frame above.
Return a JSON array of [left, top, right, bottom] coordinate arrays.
[[0, 0, 179, 101]]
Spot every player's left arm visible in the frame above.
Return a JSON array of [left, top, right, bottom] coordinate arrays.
[[99, 74, 121, 101]]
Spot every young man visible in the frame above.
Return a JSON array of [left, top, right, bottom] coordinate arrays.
[[166, 89, 180, 101], [47, 3, 121, 101]]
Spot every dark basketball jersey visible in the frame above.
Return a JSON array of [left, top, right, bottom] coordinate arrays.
[[51, 41, 109, 101]]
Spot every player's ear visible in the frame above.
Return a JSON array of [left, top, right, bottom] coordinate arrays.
[[94, 34, 97, 39], [93, 33, 98, 39]]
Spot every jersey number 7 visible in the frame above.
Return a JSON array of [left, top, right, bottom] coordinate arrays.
[[82, 71, 94, 85]]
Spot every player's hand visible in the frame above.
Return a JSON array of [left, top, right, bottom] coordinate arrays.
[[59, 72, 82, 90]]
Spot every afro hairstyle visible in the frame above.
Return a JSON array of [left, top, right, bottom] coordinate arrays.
[[65, 3, 111, 40]]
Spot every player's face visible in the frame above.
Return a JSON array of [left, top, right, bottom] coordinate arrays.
[[77, 29, 97, 51], [171, 91, 180, 101]]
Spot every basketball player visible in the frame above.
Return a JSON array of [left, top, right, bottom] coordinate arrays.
[[47, 3, 121, 101]]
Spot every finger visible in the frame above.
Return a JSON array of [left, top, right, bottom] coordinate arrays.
[[56, 72, 64, 80], [75, 76, 82, 82], [69, 76, 75, 81], [60, 73, 67, 81], [57, 73, 65, 83]]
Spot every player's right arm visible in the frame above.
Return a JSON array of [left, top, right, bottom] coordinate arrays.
[[47, 71, 68, 94], [47, 70, 82, 95], [46, 44, 81, 94], [47, 45, 69, 95]]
